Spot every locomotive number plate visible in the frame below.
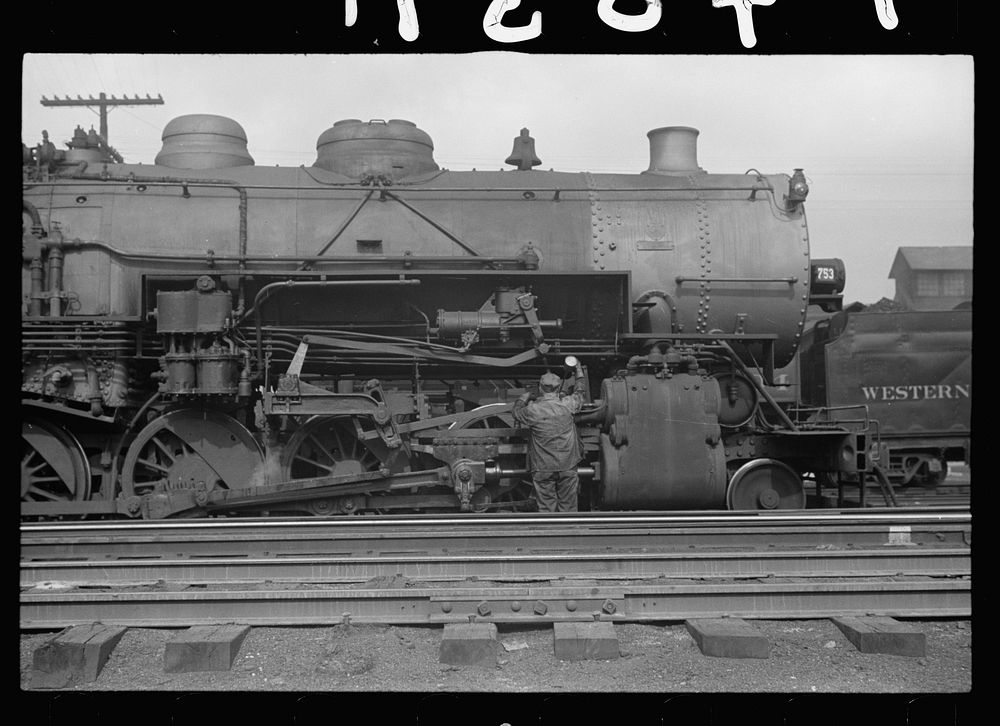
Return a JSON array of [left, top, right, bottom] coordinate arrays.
[[637, 239, 675, 250]]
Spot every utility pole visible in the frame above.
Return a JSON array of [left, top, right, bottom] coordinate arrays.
[[40, 92, 164, 147]]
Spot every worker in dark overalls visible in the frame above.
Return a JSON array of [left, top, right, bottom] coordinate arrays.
[[512, 361, 586, 512]]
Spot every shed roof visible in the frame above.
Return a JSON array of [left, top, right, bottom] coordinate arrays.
[[889, 246, 973, 278]]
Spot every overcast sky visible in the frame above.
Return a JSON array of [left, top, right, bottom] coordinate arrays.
[[21, 53, 973, 304]]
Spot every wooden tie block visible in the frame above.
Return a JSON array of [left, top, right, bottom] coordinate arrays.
[[30, 623, 127, 688], [832, 616, 926, 657], [685, 618, 770, 659], [553, 621, 620, 661], [163, 624, 251, 673], [439, 623, 498, 667]]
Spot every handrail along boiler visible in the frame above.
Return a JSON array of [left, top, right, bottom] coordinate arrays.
[[21, 114, 866, 518]]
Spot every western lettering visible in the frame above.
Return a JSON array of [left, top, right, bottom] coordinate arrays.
[[860, 383, 971, 401]]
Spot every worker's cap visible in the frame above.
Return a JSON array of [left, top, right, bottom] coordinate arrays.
[[539, 372, 562, 391]]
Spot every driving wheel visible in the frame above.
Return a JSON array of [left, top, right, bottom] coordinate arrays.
[[21, 417, 91, 504]]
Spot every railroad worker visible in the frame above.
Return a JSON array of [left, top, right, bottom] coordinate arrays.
[[36, 130, 56, 170], [512, 361, 586, 512]]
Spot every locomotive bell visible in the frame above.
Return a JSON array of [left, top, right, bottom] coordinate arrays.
[[505, 128, 542, 170]]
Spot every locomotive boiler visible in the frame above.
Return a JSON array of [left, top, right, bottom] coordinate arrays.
[[21, 113, 867, 519]]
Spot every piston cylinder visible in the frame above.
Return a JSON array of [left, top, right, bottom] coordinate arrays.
[[161, 352, 197, 393], [599, 372, 726, 508], [196, 347, 241, 394]]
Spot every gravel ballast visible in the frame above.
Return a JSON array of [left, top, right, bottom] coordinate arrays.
[[20, 618, 970, 693]]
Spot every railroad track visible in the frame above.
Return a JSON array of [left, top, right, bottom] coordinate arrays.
[[20, 508, 970, 628]]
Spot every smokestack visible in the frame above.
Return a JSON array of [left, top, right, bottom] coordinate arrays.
[[644, 126, 705, 175]]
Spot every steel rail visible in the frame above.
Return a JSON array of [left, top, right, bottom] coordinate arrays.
[[21, 506, 971, 532], [21, 511, 971, 560], [20, 511, 971, 558], [20, 509, 970, 628], [20, 524, 971, 555], [20, 548, 970, 586], [20, 577, 970, 628]]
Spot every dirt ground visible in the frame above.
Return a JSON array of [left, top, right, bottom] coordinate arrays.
[[18, 618, 972, 723]]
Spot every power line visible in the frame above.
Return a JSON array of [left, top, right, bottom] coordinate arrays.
[[40, 92, 164, 147]]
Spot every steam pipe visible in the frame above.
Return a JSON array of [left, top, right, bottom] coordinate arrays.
[[28, 258, 45, 317], [30, 179, 779, 194], [51, 238, 529, 268], [85, 362, 104, 417], [251, 279, 422, 379], [47, 247, 64, 317], [22, 199, 44, 233], [54, 174, 249, 275], [718, 339, 798, 431]]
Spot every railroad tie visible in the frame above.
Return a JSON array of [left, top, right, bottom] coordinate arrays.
[[553, 621, 620, 661], [163, 624, 251, 673], [831, 616, 926, 657], [30, 623, 127, 688], [685, 618, 770, 659], [438, 623, 499, 667]]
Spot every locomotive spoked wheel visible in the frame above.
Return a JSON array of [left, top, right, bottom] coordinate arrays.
[[909, 458, 949, 487], [446, 402, 514, 431], [453, 404, 535, 512], [121, 409, 264, 498], [279, 417, 393, 515], [726, 458, 805, 511], [21, 417, 92, 504]]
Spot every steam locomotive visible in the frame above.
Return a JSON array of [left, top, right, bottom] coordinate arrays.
[[21, 113, 869, 519]]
